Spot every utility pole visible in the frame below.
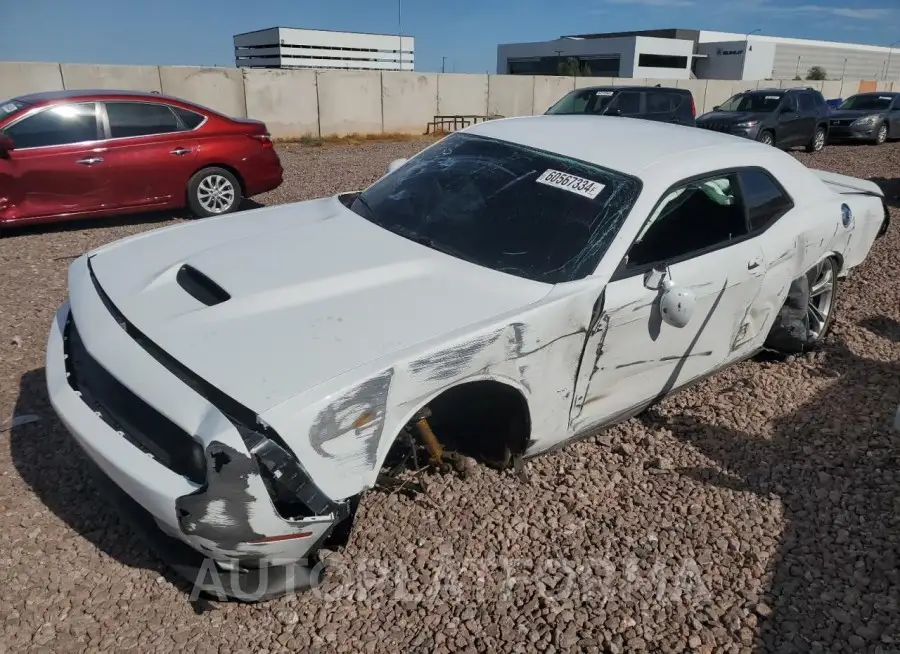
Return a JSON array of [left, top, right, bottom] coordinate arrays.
[[397, 0, 403, 71], [886, 40, 900, 82], [841, 57, 848, 79], [442, 56, 446, 73], [554, 49, 563, 74], [741, 28, 760, 80]]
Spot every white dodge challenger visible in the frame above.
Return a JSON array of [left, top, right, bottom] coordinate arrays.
[[46, 115, 889, 600]]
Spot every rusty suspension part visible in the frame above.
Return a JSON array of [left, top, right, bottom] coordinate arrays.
[[412, 407, 443, 465]]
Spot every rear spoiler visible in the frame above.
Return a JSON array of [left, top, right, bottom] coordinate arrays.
[[810, 168, 884, 198]]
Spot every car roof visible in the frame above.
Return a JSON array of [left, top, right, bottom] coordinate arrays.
[[575, 85, 685, 93], [850, 91, 899, 97], [13, 89, 187, 105], [463, 114, 764, 176]]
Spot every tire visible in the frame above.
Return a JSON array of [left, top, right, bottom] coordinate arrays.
[[764, 257, 839, 354], [805, 126, 826, 153], [874, 123, 888, 145], [757, 130, 775, 146], [187, 167, 243, 218]]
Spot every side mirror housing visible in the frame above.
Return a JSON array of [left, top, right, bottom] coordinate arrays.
[[712, 105, 720, 111], [0, 133, 14, 155], [644, 265, 696, 328], [387, 158, 408, 174]]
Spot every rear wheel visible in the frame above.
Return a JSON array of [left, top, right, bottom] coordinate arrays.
[[765, 257, 839, 354], [757, 130, 775, 146], [874, 123, 889, 145], [187, 167, 243, 218], [806, 126, 826, 153]]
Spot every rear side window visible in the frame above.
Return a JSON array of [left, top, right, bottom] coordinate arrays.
[[646, 92, 675, 114], [106, 102, 181, 138], [613, 92, 642, 115], [172, 106, 205, 129], [740, 169, 793, 232], [798, 93, 816, 113], [4, 102, 98, 148]]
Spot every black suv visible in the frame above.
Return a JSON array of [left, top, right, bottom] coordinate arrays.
[[828, 92, 900, 145], [545, 85, 696, 126], [696, 87, 830, 153]]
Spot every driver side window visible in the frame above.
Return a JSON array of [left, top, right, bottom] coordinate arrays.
[[625, 174, 748, 270]]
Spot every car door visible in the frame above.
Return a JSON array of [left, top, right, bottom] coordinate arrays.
[[99, 101, 200, 210], [570, 172, 766, 431], [776, 94, 804, 146], [0, 102, 107, 221], [890, 97, 900, 134], [796, 92, 819, 143]]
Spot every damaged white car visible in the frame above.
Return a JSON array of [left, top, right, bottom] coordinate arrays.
[[46, 115, 889, 600]]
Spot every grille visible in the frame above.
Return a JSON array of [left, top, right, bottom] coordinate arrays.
[[64, 315, 207, 485], [699, 122, 733, 133], [831, 119, 854, 127]]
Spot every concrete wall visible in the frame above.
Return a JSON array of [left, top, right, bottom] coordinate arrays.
[[438, 73, 488, 115], [1, 62, 63, 98], [382, 71, 438, 133], [61, 64, 161, 92], [158, 66, 246, 117], [316, 70, 383, 136], [242, 68, 318, 138], [487, 75, 534, 117], [4, 61, 895, 137]]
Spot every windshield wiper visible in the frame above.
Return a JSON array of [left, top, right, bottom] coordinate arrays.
[[389, 225, 470, 261]]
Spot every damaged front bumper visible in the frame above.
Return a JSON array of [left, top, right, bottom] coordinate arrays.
[[45, 257, 354, 600]]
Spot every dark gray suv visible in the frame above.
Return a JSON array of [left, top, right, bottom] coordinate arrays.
[[696, 87, 830, 153], [546, 85, 696, 126]]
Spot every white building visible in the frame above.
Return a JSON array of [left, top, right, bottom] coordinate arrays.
[[234, 27, 414, 71], [497, 29, 900, 81]]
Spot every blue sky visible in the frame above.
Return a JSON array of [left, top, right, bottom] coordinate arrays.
[[2, 0, 897, 73]]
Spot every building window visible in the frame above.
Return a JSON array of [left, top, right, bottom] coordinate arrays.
[[638, 53, 688, 69]]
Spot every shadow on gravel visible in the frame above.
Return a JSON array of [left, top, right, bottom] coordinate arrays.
[[870, 178, 900, 208], [647, 338, 900, 651], [9, 368, 200, 602], [0, 199, 265, 238]]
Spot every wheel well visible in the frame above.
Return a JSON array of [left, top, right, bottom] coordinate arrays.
[[419, 380, 532, 466], [188, 164, 246, 198]]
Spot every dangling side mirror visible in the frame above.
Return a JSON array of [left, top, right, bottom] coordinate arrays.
[[644, 265, 696, 328], [387, 158, 408, 174]]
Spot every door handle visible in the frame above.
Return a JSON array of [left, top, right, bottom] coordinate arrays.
[[747, 258, 761, 270], [170, 147, 192, 156], [76, 157, 103, 166]]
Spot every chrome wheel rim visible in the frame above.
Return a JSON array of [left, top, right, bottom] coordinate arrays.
[[761, 133, 773, 145], [197, 175, 236, 214], [877, 125, 888, 144], [814, 129, 825, 151], [807, 259, 835, 339]]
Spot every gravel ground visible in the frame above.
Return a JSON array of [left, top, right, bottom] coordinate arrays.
[[1, 137, 899, 654]]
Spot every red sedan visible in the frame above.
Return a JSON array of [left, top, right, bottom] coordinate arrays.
[[0, 89, 283, 227]]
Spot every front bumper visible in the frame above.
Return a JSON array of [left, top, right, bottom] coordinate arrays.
[[45, 256, 340, 598], [828, 121, 879, 140]]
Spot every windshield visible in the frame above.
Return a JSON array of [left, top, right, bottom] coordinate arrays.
[[718, 92, 783, 112], [546, 88, 616, 115], [839, 94, 893, 111], [350, 133, 642, 284], [0, 100, 28, 121]]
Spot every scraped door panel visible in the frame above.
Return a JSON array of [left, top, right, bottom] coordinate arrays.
[[570, 240, 765, 433]]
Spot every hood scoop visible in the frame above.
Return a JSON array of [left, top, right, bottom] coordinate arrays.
[[176, 264, 231, 307]]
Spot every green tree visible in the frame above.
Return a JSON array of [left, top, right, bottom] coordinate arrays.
[[557, 57, 591, 77], [806, 66, 827, 80]]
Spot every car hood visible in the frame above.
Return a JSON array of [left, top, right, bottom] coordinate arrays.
[[88, 196, 551, 413], [829, 109, 884, 120], [697, 111, 764, 123]]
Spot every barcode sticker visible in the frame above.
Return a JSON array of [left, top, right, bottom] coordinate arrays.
[[596, 90, 615, 96], [536, 169, 605, 199]]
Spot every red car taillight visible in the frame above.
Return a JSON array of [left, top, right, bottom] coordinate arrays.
[[249, 133, 274, 149], [690, 96, 696, 118]]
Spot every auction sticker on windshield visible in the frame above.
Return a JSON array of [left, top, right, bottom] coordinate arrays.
[[536, 169, 605, 199]]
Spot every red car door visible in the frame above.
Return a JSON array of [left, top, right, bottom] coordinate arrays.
[[1, 102, 109, 222], [98, 101, 199, 210]]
